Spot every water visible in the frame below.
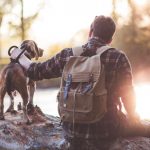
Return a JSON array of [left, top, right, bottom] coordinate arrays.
[[4, 84, 150, 120], [4, 88, 59, 116]]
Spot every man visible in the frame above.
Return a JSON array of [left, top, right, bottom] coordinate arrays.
[[11, 15, 149, 149]]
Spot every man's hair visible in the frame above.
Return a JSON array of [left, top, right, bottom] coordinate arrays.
[[92, 15, 116, 43]]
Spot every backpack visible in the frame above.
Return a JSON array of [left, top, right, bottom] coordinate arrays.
[[58, 45, 112, 124]]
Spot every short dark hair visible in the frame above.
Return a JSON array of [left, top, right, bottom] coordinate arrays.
[[91, 15, 116, 43]]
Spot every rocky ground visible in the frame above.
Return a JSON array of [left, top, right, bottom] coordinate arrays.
[[0, 106, 150, 150], [0, 106, 65, 150]]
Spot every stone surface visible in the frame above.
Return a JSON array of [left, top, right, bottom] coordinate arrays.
[[0, 106, 150, 150], [0, 106, 66, 150]]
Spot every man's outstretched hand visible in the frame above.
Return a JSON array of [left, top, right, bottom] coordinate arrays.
[[128, 112, 141, 125]]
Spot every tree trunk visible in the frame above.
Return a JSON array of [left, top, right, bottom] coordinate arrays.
[[128, 0, 137, 43], [112, 0, 118, 23], [0, 17, 3, 59], [20, 0, 25, 41]]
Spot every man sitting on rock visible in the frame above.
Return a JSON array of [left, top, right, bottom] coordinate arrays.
[[10, 15, 150, 150]]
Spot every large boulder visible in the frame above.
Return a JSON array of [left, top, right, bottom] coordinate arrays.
[[0, 106, 149, 150]]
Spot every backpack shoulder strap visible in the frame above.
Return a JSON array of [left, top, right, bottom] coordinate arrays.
[[96, 45, 112, 56], [72, 45, 112, 57], [72, 46, 84, 56]]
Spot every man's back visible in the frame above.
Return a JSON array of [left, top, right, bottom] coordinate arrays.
[[62, 39, 133, 139]]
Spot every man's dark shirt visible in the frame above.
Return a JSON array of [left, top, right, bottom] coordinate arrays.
[[27, 37, 135, 138]]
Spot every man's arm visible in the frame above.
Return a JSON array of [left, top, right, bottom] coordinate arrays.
[[27, 48, 73, 81], [117, 53, 138, 119]]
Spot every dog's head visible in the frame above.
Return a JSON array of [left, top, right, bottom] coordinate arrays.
[[20, 40, 44, 60]]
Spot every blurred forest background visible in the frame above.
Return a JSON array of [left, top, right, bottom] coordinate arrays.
[[0, 0, 150, 88]]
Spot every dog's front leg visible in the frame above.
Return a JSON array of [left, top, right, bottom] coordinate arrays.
[[19, 86, 31, 124], [28, 79, 36, 105], [0, 88, 6, 120], [27, 79, 36, 114]]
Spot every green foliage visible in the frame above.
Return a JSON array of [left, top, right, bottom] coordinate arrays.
[[112, 0, 150, 75], [0, 0, 16, 57], [9, 12, 39, 40], [8, 0, 43, 40]]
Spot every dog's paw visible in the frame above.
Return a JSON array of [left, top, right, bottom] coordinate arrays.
[[6, 106, 14, 113], [26, 119, 32, 125], [6, 108, 11, 113], [0, 115, 5, 120], [10, 110, 18, 115], [27, 103, 35, 115]]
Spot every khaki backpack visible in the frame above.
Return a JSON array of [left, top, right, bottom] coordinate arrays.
[[58, 46, 112, 124]]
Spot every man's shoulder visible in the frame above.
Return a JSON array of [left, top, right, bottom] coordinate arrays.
[[102, 47, 125, 58], [101, 47, 128, 64], [107, 47, 125, 55]]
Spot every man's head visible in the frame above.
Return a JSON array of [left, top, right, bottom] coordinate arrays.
[[89, 15, 116, 44]]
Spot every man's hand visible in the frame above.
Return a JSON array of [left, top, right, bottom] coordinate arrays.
[[127, 112, 140, 124]]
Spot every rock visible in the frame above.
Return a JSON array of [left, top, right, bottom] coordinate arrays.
[[0, 106, 149, 150], [0, 106, 66, 150]]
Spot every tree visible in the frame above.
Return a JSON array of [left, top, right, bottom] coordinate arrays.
[[69, 29, 88, 46], [112, 0, 150, 75], [8, 0, 43, 41], [0, 0, 15, 58], [111, 0, 119, 23]]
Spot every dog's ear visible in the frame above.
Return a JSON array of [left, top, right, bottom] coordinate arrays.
[[33, 41, 40, 60]]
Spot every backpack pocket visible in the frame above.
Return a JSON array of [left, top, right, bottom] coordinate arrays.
[[59, 91, 93, 113], [58, 90, 107, 123]]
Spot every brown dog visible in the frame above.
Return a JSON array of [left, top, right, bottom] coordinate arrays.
[[0, 40, 43, 123]]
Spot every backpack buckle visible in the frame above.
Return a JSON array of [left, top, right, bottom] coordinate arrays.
[[64, 74, 72, 101], [82, 74, 94, 94]]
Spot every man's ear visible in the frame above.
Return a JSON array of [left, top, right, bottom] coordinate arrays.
[[88, 28, 93, 39], [88, 22, 94, 39]]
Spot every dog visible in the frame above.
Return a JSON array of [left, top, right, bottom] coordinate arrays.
[[0, 40, 44, 123]]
